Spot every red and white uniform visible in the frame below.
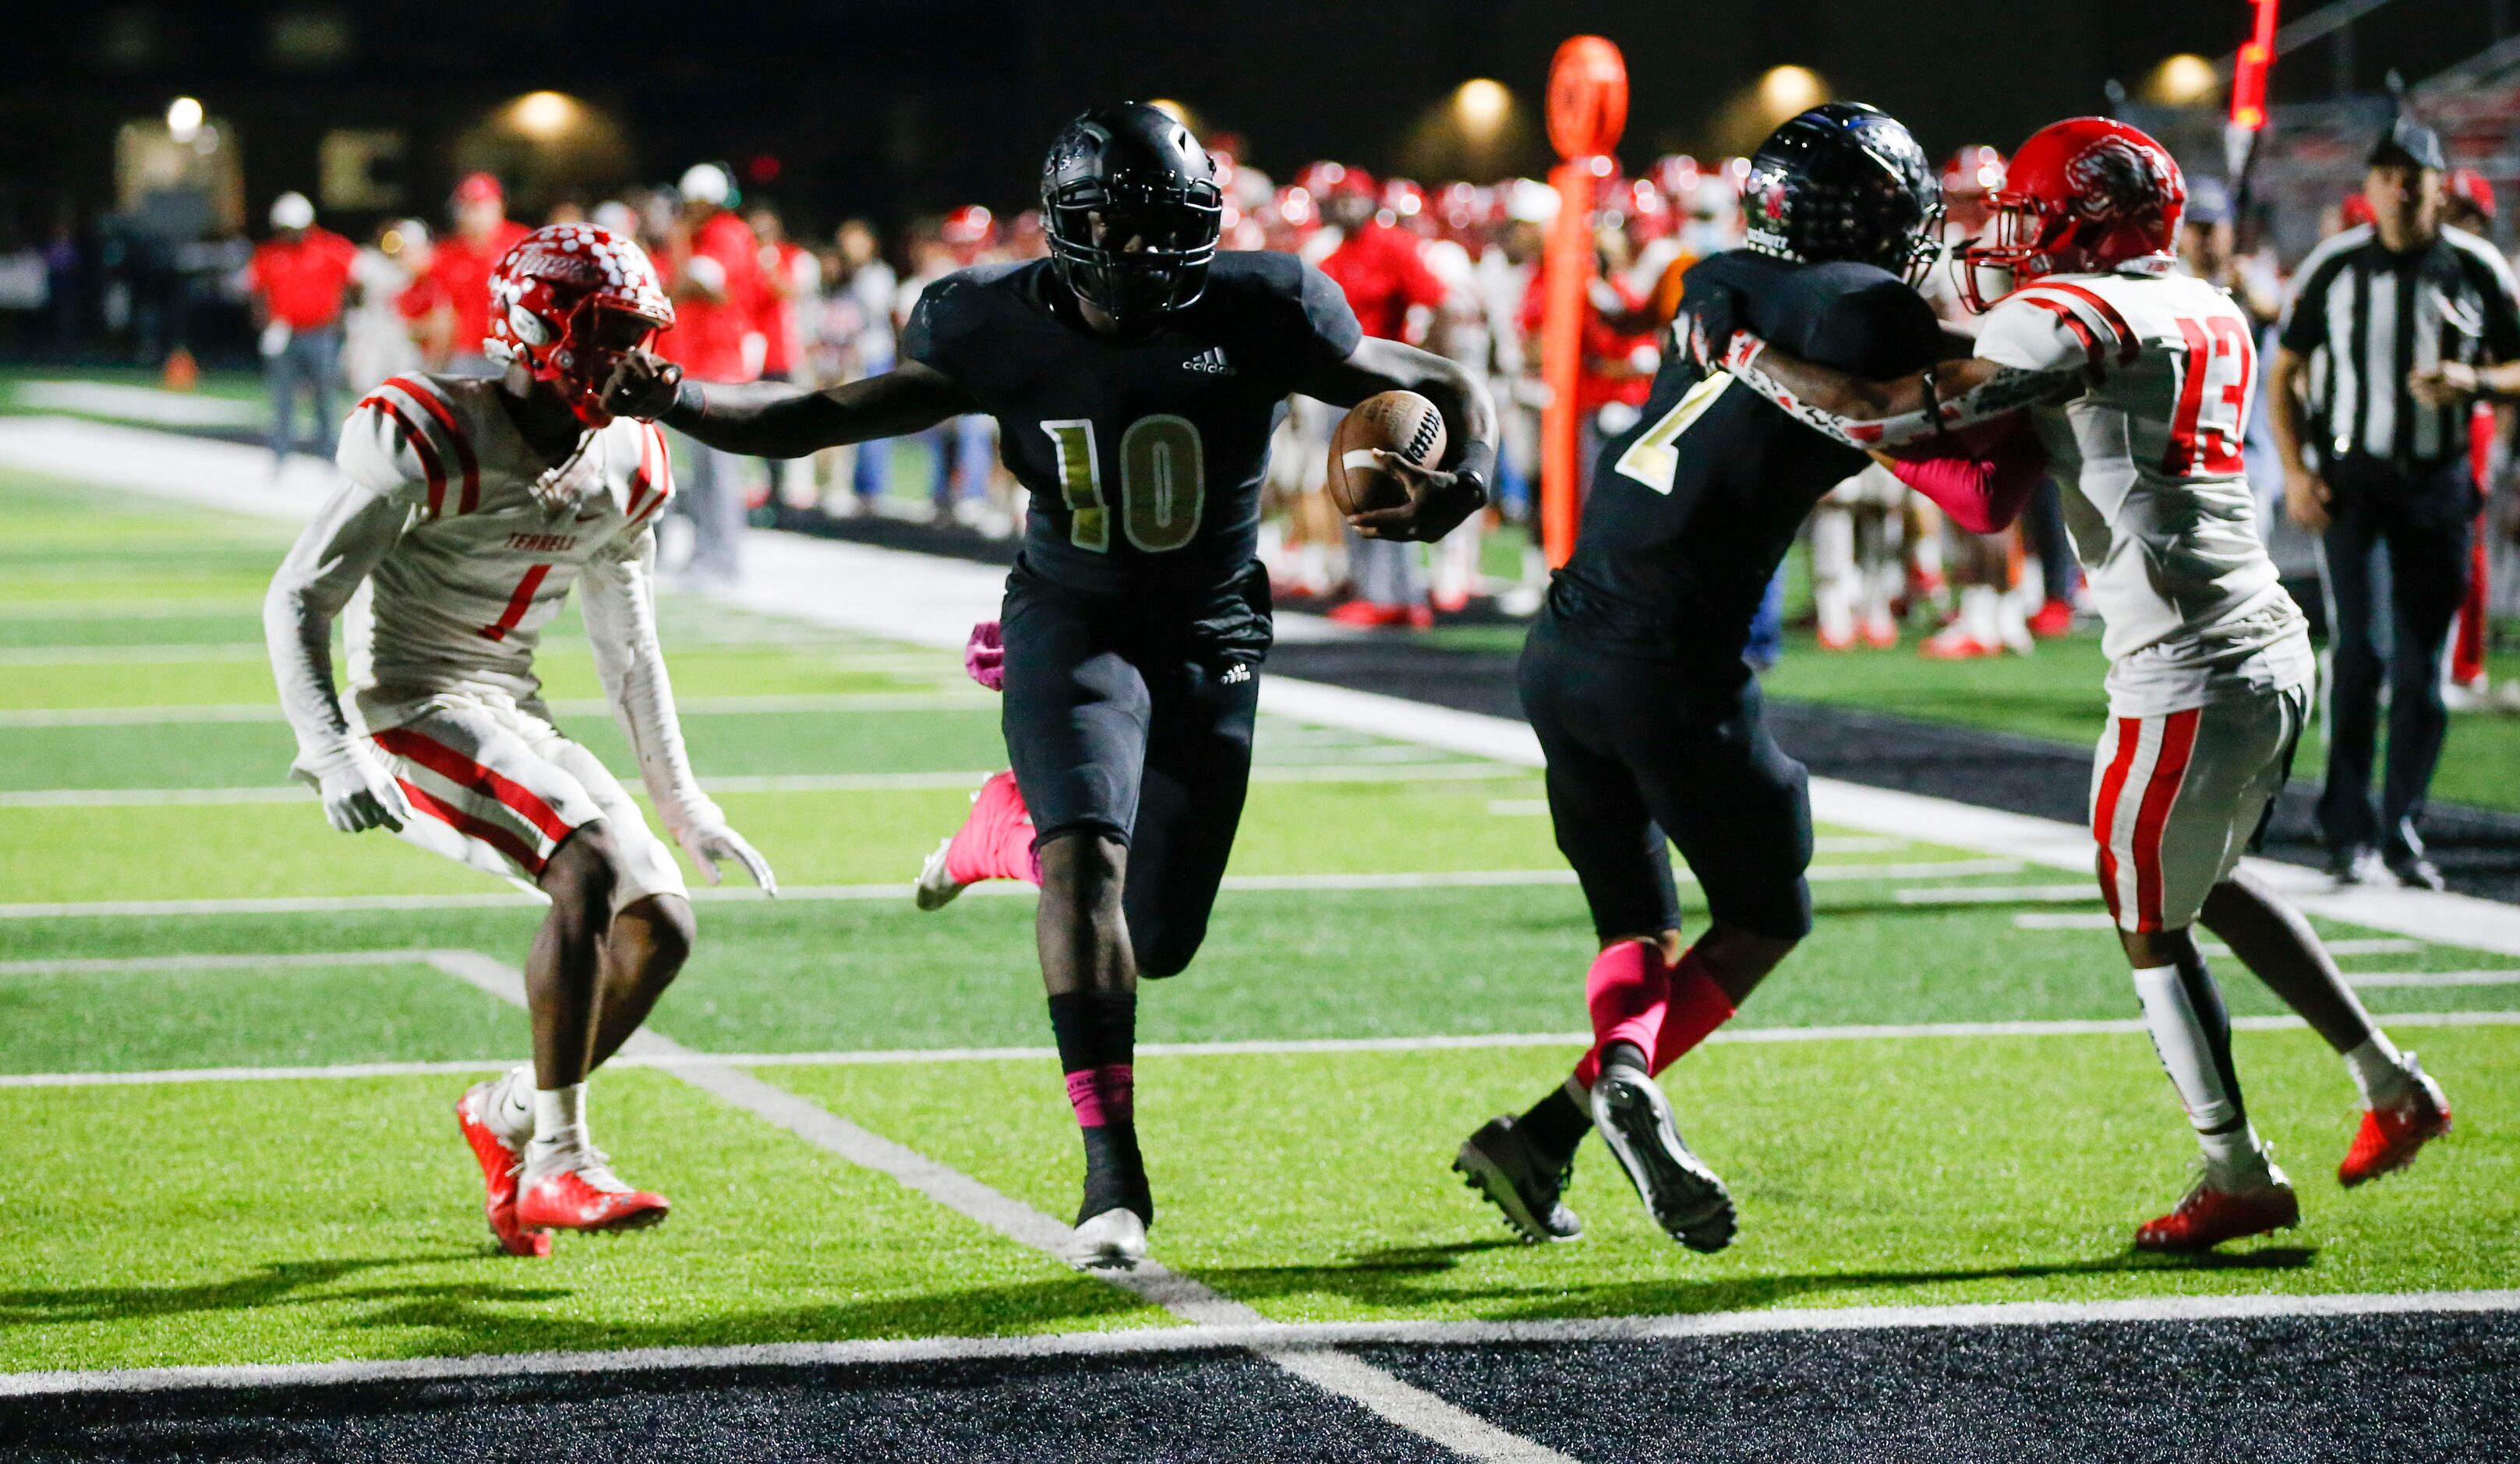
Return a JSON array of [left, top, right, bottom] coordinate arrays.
[[267, 374, 701, 906], [1976, 261, 2313, 932]]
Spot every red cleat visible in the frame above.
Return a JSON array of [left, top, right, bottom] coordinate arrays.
[[2027, 597, 2076, 638], [516, 1144, 670, 1233], [1861, 618, 1900, 650], [1918, 626, 2002, 660], [2339, 1058, 2451, 1187], [1327, 599, 1430, 629], [1817, 624, 1857, 652], [456, 1078, 549, 1258], [917, 770, 1038, 911], [2134, 1167, 2299, 1252]]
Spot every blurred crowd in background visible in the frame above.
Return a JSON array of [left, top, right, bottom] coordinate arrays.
[[21, 116, 2520, 664]]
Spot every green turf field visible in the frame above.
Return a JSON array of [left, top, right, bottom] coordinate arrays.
[[2, 461, 2512, 1377]]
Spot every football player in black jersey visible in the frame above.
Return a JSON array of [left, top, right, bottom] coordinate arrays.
[[1453, 103, 1945, 1253], [603, 103, 1496, 1269]]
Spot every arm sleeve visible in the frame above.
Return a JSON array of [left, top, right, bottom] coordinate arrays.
[[1885, 417, 2049, 534], [263, 406, 423, 783], [581, 525, 717, 834]]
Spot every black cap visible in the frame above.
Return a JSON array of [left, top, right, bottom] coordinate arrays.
[[2370, 114, 2447, 172]]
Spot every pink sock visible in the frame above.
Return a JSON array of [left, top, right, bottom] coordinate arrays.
[[1573, 940, 1672, 1090], [1064, 1063, 1134, 1127], [1649, 948, 1737, 1074]]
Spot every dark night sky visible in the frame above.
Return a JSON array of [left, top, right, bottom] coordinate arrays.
[[0, 0, 2501, 236]]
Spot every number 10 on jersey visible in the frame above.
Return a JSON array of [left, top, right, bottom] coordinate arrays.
[[1041, 417, 1207, 553]]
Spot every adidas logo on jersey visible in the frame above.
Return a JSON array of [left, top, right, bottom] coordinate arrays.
[[1182, 347, 1235, 376], [1221, 662, 1251, 684]]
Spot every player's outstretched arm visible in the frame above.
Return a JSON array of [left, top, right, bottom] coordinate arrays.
[[580, 532, 777, 894], [1297, 336, 1499, 541], [263, 479, 414, 833], [1707, 330, 2072, 453], [601, 351, 976, 459]]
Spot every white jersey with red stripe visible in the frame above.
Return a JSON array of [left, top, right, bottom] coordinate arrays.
[[1976, 260, 2313, 716], [336, 373, 675, 701]]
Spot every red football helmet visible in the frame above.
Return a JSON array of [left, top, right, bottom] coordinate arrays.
[[1296, 161, 1373, 203], [2448, 168, 2498, 224], [486, 224, 673, 428], [1380, 177, 1428, 232], [1960, 118, 2182, 313]]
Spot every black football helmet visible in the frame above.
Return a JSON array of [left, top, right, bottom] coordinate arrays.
[[1041, 103, 1224, 328], [1740, 103, 1942, 285]]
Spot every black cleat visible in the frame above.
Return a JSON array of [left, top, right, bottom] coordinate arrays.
[[1589, 1065, 1736, 1252], [1454, 1115, 1582, 1243], [2385, 851, 2447, 892]]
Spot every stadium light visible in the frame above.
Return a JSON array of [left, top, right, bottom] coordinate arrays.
[[165, 96, 203, 143], [507, 90, 584, 143], [2149, 53, 2220, 106], [1755, 66, 1825, 122], [1454, 79, 1511, 141]]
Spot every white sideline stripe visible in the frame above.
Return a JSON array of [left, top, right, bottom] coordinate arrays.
[[10, 1287, 2516, 1399], [11, 380, 267, 427], [15, 1010, 2519, 1089], [1894, 884, 2098, 905], [0, 762, 1527, 808], [0, 949, 446, 975], [0, 642, 271, 664], [0, 861, 2063, 919], [414, 952, 1573, 1464]]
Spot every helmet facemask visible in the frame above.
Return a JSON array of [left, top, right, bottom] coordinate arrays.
[[1959, 194, 2070, 313], [488, 225, 674, 428], [1046, 186, 1221, 330]]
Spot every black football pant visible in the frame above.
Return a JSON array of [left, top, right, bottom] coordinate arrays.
[[2316, 458, 2476, 861], [1000, 568, 1264, 978], [1518, 614, 1815, 944]]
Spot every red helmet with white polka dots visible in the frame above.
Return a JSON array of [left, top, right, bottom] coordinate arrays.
[[487, 224, 674, 427]]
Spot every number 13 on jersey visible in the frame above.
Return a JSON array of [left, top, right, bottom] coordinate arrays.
[[1041, 417, 1207, 553]]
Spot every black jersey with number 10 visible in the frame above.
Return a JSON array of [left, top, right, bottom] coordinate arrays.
[[901, 252, 1362, 599], [1550, 249, 1943, 678]]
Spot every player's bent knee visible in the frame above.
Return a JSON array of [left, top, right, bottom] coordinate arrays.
[[541, 823, 620, 925], [617, 893, 696, 978]]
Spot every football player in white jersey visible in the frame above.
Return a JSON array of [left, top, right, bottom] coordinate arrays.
[[264, 225, 776, 1257], [1684, 118, 2450, 1251]]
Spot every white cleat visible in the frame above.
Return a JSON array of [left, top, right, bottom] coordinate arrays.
[[913, 835, 967, 911], [1068, 1208, 1149, 1271]]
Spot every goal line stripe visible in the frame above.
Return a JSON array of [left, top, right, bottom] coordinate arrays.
[[9, 1286, 2512, 1399]]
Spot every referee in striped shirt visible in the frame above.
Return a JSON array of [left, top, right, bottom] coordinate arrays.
[[2269, 116, 2520, 889]]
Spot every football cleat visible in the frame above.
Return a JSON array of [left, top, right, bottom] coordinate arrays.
[[516, 1141, 670, 1233], [2133, 1164, 2299, 1252], [1454, 1115, 1582, 1244], [1919, 626, 2002, 661], [1861, 616, 1900, 650], [2027, 598, 2076, 638], [455, 1079, 549, 1258], [1589, 1066, 1737, 1252], [2339, 1056, 2452, 1187], [1817, 624, 1857, 652], [915, 771, 1036, 911], [1069, 1206, 1150, 1271]]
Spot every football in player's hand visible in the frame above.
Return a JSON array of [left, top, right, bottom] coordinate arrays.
[[1326, 391, 1447, 518]]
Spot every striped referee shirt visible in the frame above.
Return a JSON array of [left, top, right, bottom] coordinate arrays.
[[2277, 224, 2520, 469]]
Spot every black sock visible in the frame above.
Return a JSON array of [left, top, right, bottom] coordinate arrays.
[[1047, 991, 1149, 1225], [1518, 1084, 1591, 1164], [1599, 1040, 1648, 1074]]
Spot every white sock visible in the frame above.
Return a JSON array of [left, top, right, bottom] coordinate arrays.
[[492, 1065, 535, 1145], [530, 1084, 587, 1155], [2131, 964, 2242, 1132], [2342, 1033, 2411, 1109], [2198, 1121, 2271, 1190]]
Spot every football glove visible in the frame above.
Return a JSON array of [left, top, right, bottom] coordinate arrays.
[[309, 743, 414, 834], [964, 620, 1006, 691], [675, 818, 779, 896]]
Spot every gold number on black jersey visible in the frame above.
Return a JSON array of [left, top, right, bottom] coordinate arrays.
[[1613, 372, 1734, 494], [1041, 416, 1207, 553]]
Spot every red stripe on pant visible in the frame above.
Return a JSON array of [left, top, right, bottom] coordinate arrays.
[[2091, 718, 2145, 926], [397, 778, 549, 876], [2126, 709, 2202, 933], [372, 727, 576, 843]]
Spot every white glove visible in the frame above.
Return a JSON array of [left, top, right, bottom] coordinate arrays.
[[309, 743, 413, 833], [675, 819, 779, 895]]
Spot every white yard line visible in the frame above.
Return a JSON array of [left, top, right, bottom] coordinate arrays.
[[12, 999, 2515, 1090], [9, 1286, 2515, 1399], [413, 951, 1573, 1464], [0, 762, 1526, 808], [0, 691, 991, 729], [0, 861, 2061, 919], [0, 949, 445, 975], [2344, 971, 2520, 988]]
